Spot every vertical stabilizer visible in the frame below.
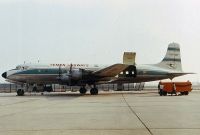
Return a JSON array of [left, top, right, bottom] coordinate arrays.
[[156, 43, 182, 71]]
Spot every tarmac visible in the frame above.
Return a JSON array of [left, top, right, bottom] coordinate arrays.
[[0, 90, 200, 135]]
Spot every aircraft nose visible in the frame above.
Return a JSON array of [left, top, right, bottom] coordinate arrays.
[[2, 72, 7, 79]]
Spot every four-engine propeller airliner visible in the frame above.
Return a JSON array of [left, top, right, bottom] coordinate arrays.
[[2, 43, 191, 96]]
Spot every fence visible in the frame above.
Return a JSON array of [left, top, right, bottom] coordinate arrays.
[[0, 83, 149, 93]]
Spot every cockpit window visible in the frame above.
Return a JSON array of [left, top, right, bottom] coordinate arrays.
[[16, 66, 21, 70], [16, 66, 29, 70]]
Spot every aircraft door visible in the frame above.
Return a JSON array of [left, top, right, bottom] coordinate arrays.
[[119, 65, 137, 78]]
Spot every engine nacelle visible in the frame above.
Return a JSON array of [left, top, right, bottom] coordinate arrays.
[[60, 69, 83, 81], [71, 69, 83, 80]]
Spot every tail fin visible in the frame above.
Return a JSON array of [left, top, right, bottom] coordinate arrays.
[[156, 43, 182, 71]]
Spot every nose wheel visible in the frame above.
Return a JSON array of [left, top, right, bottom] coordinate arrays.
[[17, 89, 24, 96]]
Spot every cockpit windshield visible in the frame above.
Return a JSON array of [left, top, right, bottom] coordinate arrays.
[[16, 65, 29, 70]]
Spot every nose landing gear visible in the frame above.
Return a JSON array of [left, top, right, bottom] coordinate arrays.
[[17, 89, 24, 96]]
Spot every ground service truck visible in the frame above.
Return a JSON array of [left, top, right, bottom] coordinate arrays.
[[158, 81, 192, 96]]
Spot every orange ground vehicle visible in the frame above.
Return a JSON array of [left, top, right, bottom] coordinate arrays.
[[158, 81, 192, 96]]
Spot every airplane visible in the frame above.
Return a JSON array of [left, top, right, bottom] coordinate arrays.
[[2, 42, 191, 96]]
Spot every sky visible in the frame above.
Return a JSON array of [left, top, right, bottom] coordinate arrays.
[[0, 0, 200, 83]]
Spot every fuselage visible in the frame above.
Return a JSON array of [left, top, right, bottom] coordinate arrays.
[[2, 63, 180, 85]]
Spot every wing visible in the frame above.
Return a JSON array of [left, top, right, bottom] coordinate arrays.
[[93, 64, 130, 77]]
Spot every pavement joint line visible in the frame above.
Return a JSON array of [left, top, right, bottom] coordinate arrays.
[[122, 94, 153, 135], [1, 128, 200, 132], [150, 128, 200, 129], [0, 129, 149, 131]]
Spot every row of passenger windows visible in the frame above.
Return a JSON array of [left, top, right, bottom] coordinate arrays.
[[120, 71, 135, 75], [15, 66, 69, 73]]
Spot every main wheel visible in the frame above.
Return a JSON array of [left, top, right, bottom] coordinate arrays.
[[90, 88, 98, 95], [79, 87, 87, 94], [17, 89, 24, 96]]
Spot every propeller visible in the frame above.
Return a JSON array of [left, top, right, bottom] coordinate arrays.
[[58, 65, 61, 81], [68, 63, 73, 86]]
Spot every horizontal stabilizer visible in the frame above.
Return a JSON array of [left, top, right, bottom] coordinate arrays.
[[167, 72, 195, 79]]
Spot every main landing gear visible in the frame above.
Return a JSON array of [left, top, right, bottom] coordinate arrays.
[[90, 87, 98, 95], [79, 85, 99, 95], [17, 89, 24, 96], [79, 87, 87, 94]]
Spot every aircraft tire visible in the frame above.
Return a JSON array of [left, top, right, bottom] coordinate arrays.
[[90, 88, 98, 95], [17, 89, 24, 96], [79, 87, 87, 94]]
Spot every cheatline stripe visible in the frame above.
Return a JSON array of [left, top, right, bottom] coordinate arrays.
[[163, 58, 181, 62], [168, 47, 180, 51]]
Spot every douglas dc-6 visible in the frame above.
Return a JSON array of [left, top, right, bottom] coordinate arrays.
[[2, 43, 191, 96]]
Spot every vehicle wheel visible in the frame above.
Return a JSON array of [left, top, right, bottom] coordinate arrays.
[[159, 90, 163, 96], [79, 87, 87, 94], [162, 91, 167, 96], [180, 92, 184, 95], [17, 89, 24, 96], [184, 91, 189, 95]]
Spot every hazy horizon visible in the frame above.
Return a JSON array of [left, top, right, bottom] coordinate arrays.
[[0, 0, 199, 83]]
